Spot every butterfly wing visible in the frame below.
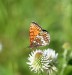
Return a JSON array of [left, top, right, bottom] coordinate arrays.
[[29, 22, 42, 47], [31, 30, 50, 47], [29, 22, 50, 48], [39, 30, 50, 46]]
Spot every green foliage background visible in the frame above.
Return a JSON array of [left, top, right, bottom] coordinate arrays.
[[0, 0, 72, 75]]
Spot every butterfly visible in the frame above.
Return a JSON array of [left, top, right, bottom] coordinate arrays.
[[29, 22, 50, 48]]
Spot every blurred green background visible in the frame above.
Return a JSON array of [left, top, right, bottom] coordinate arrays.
[[0, 0, 72, 75]]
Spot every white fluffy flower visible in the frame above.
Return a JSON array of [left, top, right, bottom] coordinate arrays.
[[42, 48, 58, 74], [27, 48, 58, 73], [27, 50, 44, 73], [43, 48, 58, 63]]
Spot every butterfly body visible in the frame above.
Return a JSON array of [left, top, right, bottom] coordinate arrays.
[[29, 22, 50, 48]]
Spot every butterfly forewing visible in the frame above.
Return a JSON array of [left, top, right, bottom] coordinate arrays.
[[29, 22, 42, 45]]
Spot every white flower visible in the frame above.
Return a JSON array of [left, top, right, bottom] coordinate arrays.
[[42, 48, 58, 74], [43, 48, 58, 62], [27, 48, 58, 74], [27, 50, 44, 73]]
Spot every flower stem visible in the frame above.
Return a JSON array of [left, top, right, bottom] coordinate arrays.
[[61, 49, 67, 75]]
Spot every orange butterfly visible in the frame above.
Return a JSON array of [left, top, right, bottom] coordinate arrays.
[[29, 22, 50, 48]]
